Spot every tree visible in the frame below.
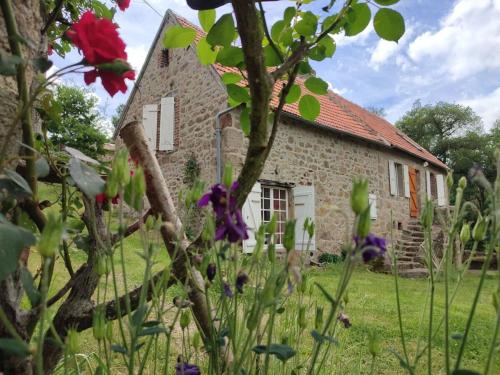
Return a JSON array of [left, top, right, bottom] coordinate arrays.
[[111, 103, 125, 129], [396, 101, 496, 208], [46, 85, 108, 159], [366, 106, 386, 117], [396, 101, 482, 164]]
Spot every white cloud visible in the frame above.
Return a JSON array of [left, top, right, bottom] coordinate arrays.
[[407, 0, 500, 80], [370, 25, 413, 68], [335, 23, 373, 47], [459, 87, 500, 129], [126, 44, 149, 72]]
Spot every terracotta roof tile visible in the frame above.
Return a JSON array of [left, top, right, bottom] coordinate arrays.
[[172, 13, 447, 170]]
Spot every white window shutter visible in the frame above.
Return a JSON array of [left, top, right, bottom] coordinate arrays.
[[242, 182, 261, 253], [142, 104, 158, 150], [388, 160, 397, 196], [436, 174, 446, 206], [425, 170, 432, 198], [403, 164, 410, 198], [159, 97, 175, 151], [293, 185, 315, 251], [369, 193, 377, 219]]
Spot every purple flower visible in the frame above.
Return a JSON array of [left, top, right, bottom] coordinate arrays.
[[337, 312, 352, 329], [198, 182, 248, 243], [175, 362, 200, 375], [223, 282, 233, 298], [236, 272, 249, 293], [354, 233, 387, 263], [206, 263, 216, 282]]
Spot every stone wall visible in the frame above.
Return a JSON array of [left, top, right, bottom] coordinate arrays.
[[118, 12, 228, 205], [223, 111, 447, 254]]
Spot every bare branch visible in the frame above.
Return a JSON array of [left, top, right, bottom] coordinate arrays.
[[110, 208, 154, 245], [258, 1, 284, 64]]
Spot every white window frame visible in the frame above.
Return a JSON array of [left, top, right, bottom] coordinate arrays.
[[261, 185, 288, 248]]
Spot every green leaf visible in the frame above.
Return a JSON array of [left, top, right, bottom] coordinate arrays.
[[35, 157, 50, 179], [285, 84, 301, 104], [0, 51, 23, 76], [111, 344, 128, 355], [294, 12, 318, 37], [68, 158, 105, 199], [198, 9, 216, 32], [264, 45, 282, 67], [216, 46, 244, 67], [20, 267, 40, 306], [315, 282, 336, 304], [240, 107, 250, 136], [308, 45, 327, 62], [139, 326, 169, 337], [0, 222, 36, 282], [221, 72, 242, 85], [226, 84, 250, 105], [451, 371, 482, 375], [311, 330, 338, 345], [299, 95, 320, 121], [0, 338, 30, 357], [373, 8, 405, 42], [5, 169, 32, 195], [64, 146, 99, 165], [271, 20, 286, 41], [92, 0, 115, 20], [207, 14, 235, 47], [374, 0, 400, 5], [163, 25, 197, 49], [344, 3, 371, 36], [196, 37, 217, 65], [298, 61, 313, 75], [319, 35, 336, 58], [284, 7, 296, 23], [252, 344, 296, 362], [305, 77, 328, 95]]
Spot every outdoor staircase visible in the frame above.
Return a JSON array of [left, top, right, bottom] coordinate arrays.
[[393, 219, 429, 278]]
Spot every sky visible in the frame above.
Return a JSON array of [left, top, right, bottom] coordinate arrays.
[[51, 0, 500, 131]]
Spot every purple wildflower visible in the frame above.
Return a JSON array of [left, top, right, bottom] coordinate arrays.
[[206, 263, 216, 282], [175, 362, 200, 375], [235, 272, 249, 293], [354, 233, 387, 263], [223, 282, 233, 298], [198, 182, 248, 243], [337, 312, 352, 329]]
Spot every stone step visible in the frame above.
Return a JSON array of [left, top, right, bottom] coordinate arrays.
[[398, 246, 422, 254], [402, 230, 424, 239], [395, 261, 423, 271], [397, 239, 423, 247], [398, 268, 429, 278], [406, 224, 423, 232]]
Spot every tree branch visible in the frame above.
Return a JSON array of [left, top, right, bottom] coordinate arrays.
[[41, 0, 65, 35], [110, 208, 154, 245], [257, 1, 284, 64]]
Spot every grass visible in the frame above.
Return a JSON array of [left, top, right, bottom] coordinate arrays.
[[30, 183, 497, 374]]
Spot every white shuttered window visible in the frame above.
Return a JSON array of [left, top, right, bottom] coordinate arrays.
[[293, 185, 315, 251], [242, 183, 261, 253], [436, 174, 446, 206], [142, 104, 158, 150], [159, 97, 175, 151]]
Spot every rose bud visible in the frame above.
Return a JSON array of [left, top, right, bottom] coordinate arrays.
[[283, 219, 296, 253], [356, 206, 371, 238], [446, 172, 454, 190], [460, 223, 471, 245], [458, 176, 467, 190], [38, 212, 64, 258], [350, 179, 369, 215], [65, 329, 79, 355], [180, 310, 190, 330], [472, 215, 487, 241]]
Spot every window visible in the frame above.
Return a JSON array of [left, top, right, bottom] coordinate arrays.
[[261, 186, 288, 246], [389, 160, 409, 198], [160, 48, 169, 68]]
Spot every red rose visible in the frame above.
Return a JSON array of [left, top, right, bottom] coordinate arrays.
[[95, 193, 107, 204], [67, 11, 127, 65], [116, 0, 131, 11], [84, 68, 135, 97], [47, 44, 54, 56]]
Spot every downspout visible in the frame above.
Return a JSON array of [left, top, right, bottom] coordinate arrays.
[[215, 107, 236, 183]]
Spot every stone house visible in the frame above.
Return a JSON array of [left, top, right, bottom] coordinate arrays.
[[114, 10, 448, 256]]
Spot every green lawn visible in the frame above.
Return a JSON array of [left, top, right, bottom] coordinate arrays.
[[32, 183, 497, 374]]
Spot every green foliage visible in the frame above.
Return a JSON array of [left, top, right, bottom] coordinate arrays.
[[45, 85, 108, 159], [207, 14, 235, 47], [198, 9, 216, 32], [299, 95, 321, 121], [163, 25, 197, 48], [216, 46, 244, 67], [344, 3, 371, 36], [318, 253, 342, 264], [0, 220, 36, 282], [197, 37, 217, 65], [68, 157, 105, 199], [111, 103, 125, 129], [183, 154, 201, 186], [294, 11, 318, 37], [304, 76, 329, 95], [221, 72, 243, 85], [396, 101, 498, 207], [285, 84, 301, 104]]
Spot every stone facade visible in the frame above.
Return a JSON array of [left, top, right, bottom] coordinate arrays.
[[117, 12, 226, 203], [116, 11, 448, 255]]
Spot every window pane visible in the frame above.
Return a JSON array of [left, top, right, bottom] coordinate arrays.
[[263, 210, 270, 222], [263, 199, 270, 210], [263, 188, 270, 198], [273, 189, 279, 199], [280, 199, 287, 211], [280, 189, 286, 199]]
